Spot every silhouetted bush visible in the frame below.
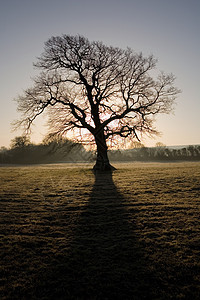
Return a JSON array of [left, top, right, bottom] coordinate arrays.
[[0, 137, 94, 164]]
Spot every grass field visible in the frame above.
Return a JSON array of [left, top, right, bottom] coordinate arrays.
[[0, 162, 200, 299]]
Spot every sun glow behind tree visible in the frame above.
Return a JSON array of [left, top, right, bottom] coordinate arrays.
[[15, 35, 180, 170]]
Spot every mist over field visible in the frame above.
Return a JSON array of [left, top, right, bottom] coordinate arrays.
[[0, 162, 200, 299], [1, 137, 200, 165]]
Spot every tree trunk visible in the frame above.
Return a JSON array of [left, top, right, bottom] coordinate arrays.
[[93, 131, 116, 171]]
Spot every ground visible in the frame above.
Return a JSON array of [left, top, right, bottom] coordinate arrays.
[[0, 162, 200, 299]]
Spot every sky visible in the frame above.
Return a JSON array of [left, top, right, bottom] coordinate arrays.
[[0, 0, 200, 148]]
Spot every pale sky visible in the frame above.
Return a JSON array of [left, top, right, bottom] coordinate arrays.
[[0, 0, 200, 148]]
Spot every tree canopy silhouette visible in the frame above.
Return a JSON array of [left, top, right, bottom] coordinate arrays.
[[15, 34, 180, 170], [10, 136, 30, 149]]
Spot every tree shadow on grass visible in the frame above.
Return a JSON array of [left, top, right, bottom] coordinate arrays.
[[37, 170, 158, 299], [3, 168, 200, 299], [3, 170, 160, 300]]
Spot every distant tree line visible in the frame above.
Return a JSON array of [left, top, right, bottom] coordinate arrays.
[[108, 144, 200, 162], [0, 136, 92, 164], [0, 137, 200, 164]]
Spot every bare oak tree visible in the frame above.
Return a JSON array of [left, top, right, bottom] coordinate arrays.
[[15, 34, 180, 170]]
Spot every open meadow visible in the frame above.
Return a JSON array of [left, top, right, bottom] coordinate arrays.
[[0, 162, 200, 299]]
